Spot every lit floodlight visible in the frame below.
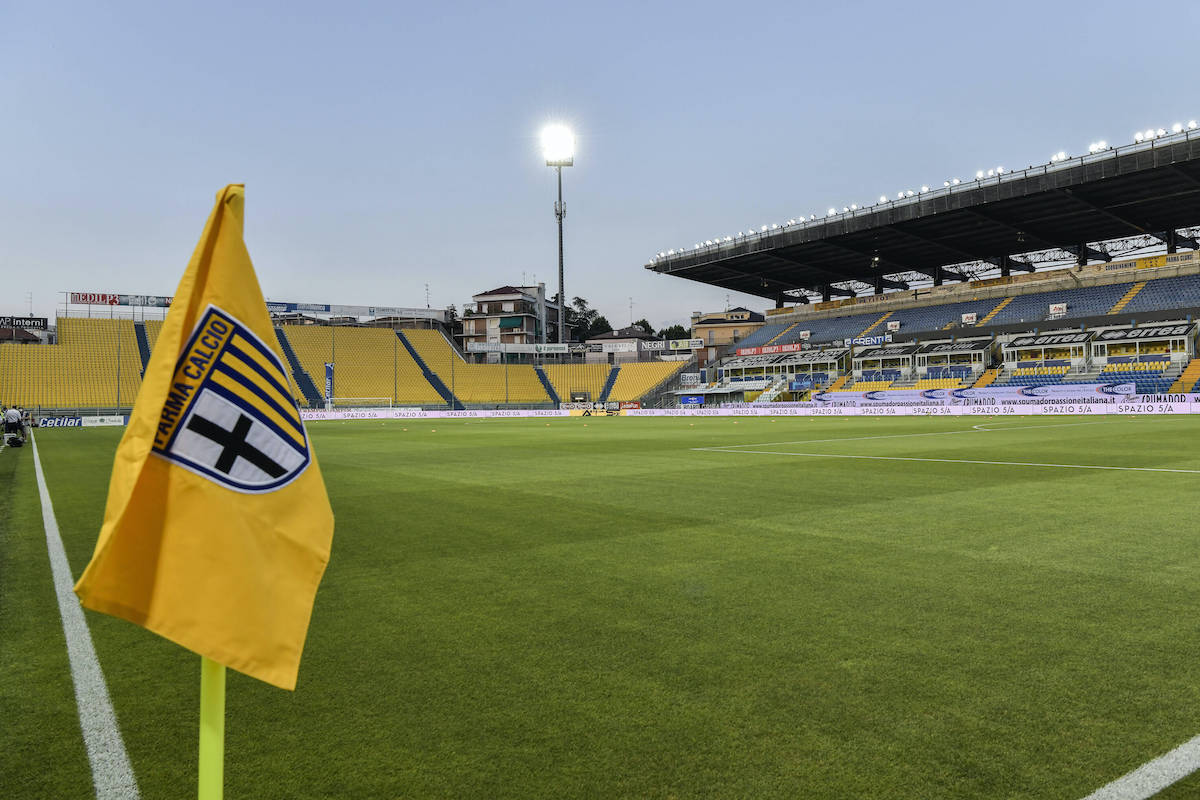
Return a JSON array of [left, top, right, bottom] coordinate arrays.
[[952, 178, 960, 185], [771, 223, 779, 229], [976, 170, 984, 179], [1157, 128, 1166, 137], [905, 190, 914, 197], [667, 249, 674, 254], [842, 206, 849, 212], [920, 186, 928, 192], [850, 204, 858, 210], [761, 225, 768, 231], [809, 215, 816, 220], [540, 124, 575, 166], [1190, 121, 1198, 129], [986, 169, 994, 177], [827, 208, 837, 215], [879, 195, 888, 203], [1096, 142, 1105, 150], [896, 192, 904, 199], [1134, 131, 1145, 142], [943, 181, 950, 187], [1174, 123, 1184, 133]]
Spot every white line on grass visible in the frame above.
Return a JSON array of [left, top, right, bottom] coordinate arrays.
[[31, 433, 140, 799], [1081, 734, 1200, 799], [698, 420, 1113, 450], [690, 448, 1200, 474]]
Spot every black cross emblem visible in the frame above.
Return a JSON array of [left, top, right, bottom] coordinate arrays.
[[186, 413, 287, 478]]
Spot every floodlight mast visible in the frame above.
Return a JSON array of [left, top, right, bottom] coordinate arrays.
[[541, 124, 574, 343]]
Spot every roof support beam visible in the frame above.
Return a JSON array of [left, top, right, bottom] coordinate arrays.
[[987, 255, 1036, 275], [963, 206, 1108, 262], [811, 241, 910, 289], [764, 251, 877, 294], [885, 224, 989, 264], [1168, 229, 1199, 251], [1057, 188, 1152, 236]]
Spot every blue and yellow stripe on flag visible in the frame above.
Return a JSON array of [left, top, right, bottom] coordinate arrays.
[[74, 185, 333, 690]]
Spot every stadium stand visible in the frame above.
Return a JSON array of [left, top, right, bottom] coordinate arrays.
[[606, 362, 685, 402], [915, 377, 964, 390], [281, 324, 445, 406], [144, 319, 163, 351], [404, 328, 550, 404], [765, 323, 800, 345], [977, 283, 1133, 326], [1121, 273, 1200, 314], [133, 321, 151, 373], [1098, 359, 1175, 393], [972, 368, 999, 388], [0, 318, 142, 409], [750, 271, 1200, 348], [1170, 359, 1200, 393], [543, 364, 611, 401], [274, 328, 323, 407], [731, 323, 790, 350]]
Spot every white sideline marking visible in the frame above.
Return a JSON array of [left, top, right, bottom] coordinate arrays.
[[700, 420, 1112, 451], [1081, 734, 1200, 799], [691, 448, 1200, 474], [31, 434, 140, 799]]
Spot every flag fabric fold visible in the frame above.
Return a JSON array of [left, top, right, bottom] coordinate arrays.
[[74, 185, 334, 690]]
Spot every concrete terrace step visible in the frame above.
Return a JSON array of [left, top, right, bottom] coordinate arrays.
[[1109, 281, 1147, 314]]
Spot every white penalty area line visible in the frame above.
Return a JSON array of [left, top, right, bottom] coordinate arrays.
[[1082, 734, 1200, 799], [31, 433, 140, 799]]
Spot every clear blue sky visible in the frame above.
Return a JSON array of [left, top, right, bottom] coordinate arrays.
[[3, 0, 1197, 330]]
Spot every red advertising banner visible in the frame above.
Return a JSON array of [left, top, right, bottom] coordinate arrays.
[[70, 292, 120, 305], [736, 342, 806, 357], [619, 402, 641, 409]]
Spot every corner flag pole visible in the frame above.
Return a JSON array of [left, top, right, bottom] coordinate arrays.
[[198, 656, 226, 799]]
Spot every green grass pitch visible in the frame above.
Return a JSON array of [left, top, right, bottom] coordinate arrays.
[[4, 414, 1200, 798]]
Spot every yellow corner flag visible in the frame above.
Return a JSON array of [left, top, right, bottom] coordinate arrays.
[[74, 185, 333, 691]]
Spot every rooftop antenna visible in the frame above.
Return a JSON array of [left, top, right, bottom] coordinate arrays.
[[425, 283, 430, 309], [629, 297, 634, 326], [725, 294, 730, 311]]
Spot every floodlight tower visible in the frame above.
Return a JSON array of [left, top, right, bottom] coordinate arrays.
[[541, 124, 574, 343]]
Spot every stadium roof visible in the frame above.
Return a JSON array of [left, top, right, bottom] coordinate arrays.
[[645, 131, 1200, 300]]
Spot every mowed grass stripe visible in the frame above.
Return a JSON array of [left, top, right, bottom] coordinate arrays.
[[15, 417, 1200, 798], [0, 438, 95, 798], [30, 435, 139, 798]]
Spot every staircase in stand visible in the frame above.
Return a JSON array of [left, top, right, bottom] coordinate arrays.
[[975, 297, 1013, 326], [1108, 281, 1146, 314], [394, 330, 462, 409], [1170, 358, 1200, 393], [858, 312, 892, 337], [534, 366, 560, 405], [133, 321, 151, 376], [827, 374, 851, 392], [755, 376, 790, 403], [766, 323, 798, 345], [599, 366, 620, 402], [274, 328, 324, 408], [972, 368, 999, 388]]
